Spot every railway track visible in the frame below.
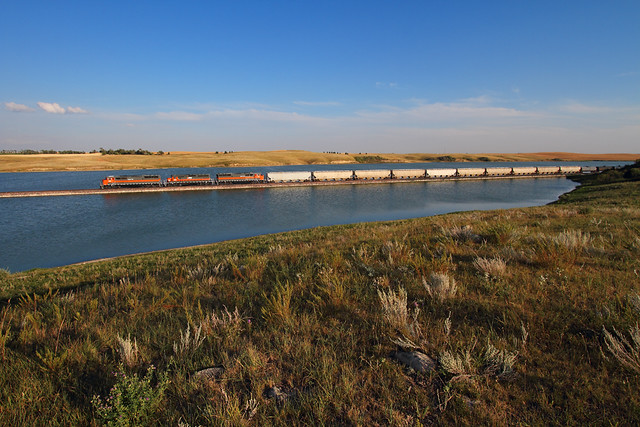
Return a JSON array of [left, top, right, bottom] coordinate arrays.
[[0, 174, 567, 199]]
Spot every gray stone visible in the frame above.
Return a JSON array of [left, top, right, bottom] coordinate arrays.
[[264, 386, 294, 404], [391, 351, 436, 372], [192, 366, 225, 383]]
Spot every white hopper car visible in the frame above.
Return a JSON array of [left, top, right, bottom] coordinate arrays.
[[312, 170, 354, 181], [559, 166, 582, 174], [485, 167, 514, 176], [512, 166, 538, 175], [354, 169, 392, 180], [426, 168, 457, 178], [537, 166, 561, 174], [393, 169, 427, 179], [267, 171, 313, 182], [456, 168, 486, 177]]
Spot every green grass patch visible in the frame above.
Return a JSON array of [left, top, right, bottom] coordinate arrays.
[[354, 155, 388, 163]]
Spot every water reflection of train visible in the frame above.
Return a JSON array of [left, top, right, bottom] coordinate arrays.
[[100, 165, 599, 188]]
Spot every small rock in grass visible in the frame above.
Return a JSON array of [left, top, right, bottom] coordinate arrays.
[[192, 366, 225, 383], [462, 396, 480, 410], [391, 351, 436, 372], [264, 386, 294, 404]]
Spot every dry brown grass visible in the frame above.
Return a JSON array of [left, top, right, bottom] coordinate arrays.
[[1, 150, 637, 172]]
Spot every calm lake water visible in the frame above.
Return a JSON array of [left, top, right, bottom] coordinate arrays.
[[0, 161, 624, 272]]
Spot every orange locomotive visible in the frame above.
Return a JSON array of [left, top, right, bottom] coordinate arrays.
[[215, 172, 265, 184], [100, 175, 163, 188], [166, 174, 213, 186]]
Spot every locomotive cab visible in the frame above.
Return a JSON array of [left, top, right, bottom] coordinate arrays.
[[101, 176, 116, 189]]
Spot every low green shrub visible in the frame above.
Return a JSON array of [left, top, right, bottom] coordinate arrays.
[[91, 364, 169, 426]]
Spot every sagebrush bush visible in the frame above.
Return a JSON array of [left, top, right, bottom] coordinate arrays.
[[448, 225, 481, 243], [423, 273, 458, 301], [439, 347, 475, 376], [482, 340, 518, 379], [473, 257, 507, 279]]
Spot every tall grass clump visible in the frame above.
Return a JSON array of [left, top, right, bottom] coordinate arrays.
[[377, 287, 411, 331], [0, 307, 11, 362], [200, 306, 247, 349], [261, 281, 295, 325], [603, 324, 640, 374], [485, 222, 523, 245], [173, 324, 205, 358], [201, 306, 245, 336], [423, 273, 458, 301], [628, 292, 640, 315], [552, 229, 592, 250], [532, 229, 594, 266], [117, 334, 141, 368]]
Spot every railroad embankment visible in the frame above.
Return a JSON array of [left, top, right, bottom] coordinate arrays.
[[0, 161, 639, 424], [0, 173, 565, 198]]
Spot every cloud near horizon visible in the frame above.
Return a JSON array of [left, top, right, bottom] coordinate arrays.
[[4, 102, 35, 112], [293, 100, 342, 107], [38, 102, 66, 114], [37, 102, 88, 114], [66, 106, 89, 114]]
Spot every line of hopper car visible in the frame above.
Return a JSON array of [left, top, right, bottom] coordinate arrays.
[[100, 165, 603, 188]]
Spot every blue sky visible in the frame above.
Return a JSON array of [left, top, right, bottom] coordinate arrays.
[[1, 1, 638, 153]]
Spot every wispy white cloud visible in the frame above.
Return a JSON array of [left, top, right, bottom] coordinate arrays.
[[67, 106, 89, 114], [38, 102, 66, 114], [4, 102, 34, 112], [149, 107, 327, 125], [459, 95, 495, 105], [293, 100, 342, 106], [207, 108, 325, 124], [355, 100, 534, 124], [554, 101, 633, 115], [375, 82, 398, 89], [155, 111, 203, 121], [36, 102, 89, 114]]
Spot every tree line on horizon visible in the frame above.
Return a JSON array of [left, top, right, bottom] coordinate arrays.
[[0, 148, 168, 155]]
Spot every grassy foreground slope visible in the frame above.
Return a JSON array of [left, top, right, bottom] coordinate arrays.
[[1, 165, 640, 425], [1, 150, 638, 172]]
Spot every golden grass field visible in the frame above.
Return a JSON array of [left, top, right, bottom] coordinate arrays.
[[0, 150, 638, 172]]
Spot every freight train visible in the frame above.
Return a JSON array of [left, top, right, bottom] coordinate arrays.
[[100, 165, 595, 188]]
